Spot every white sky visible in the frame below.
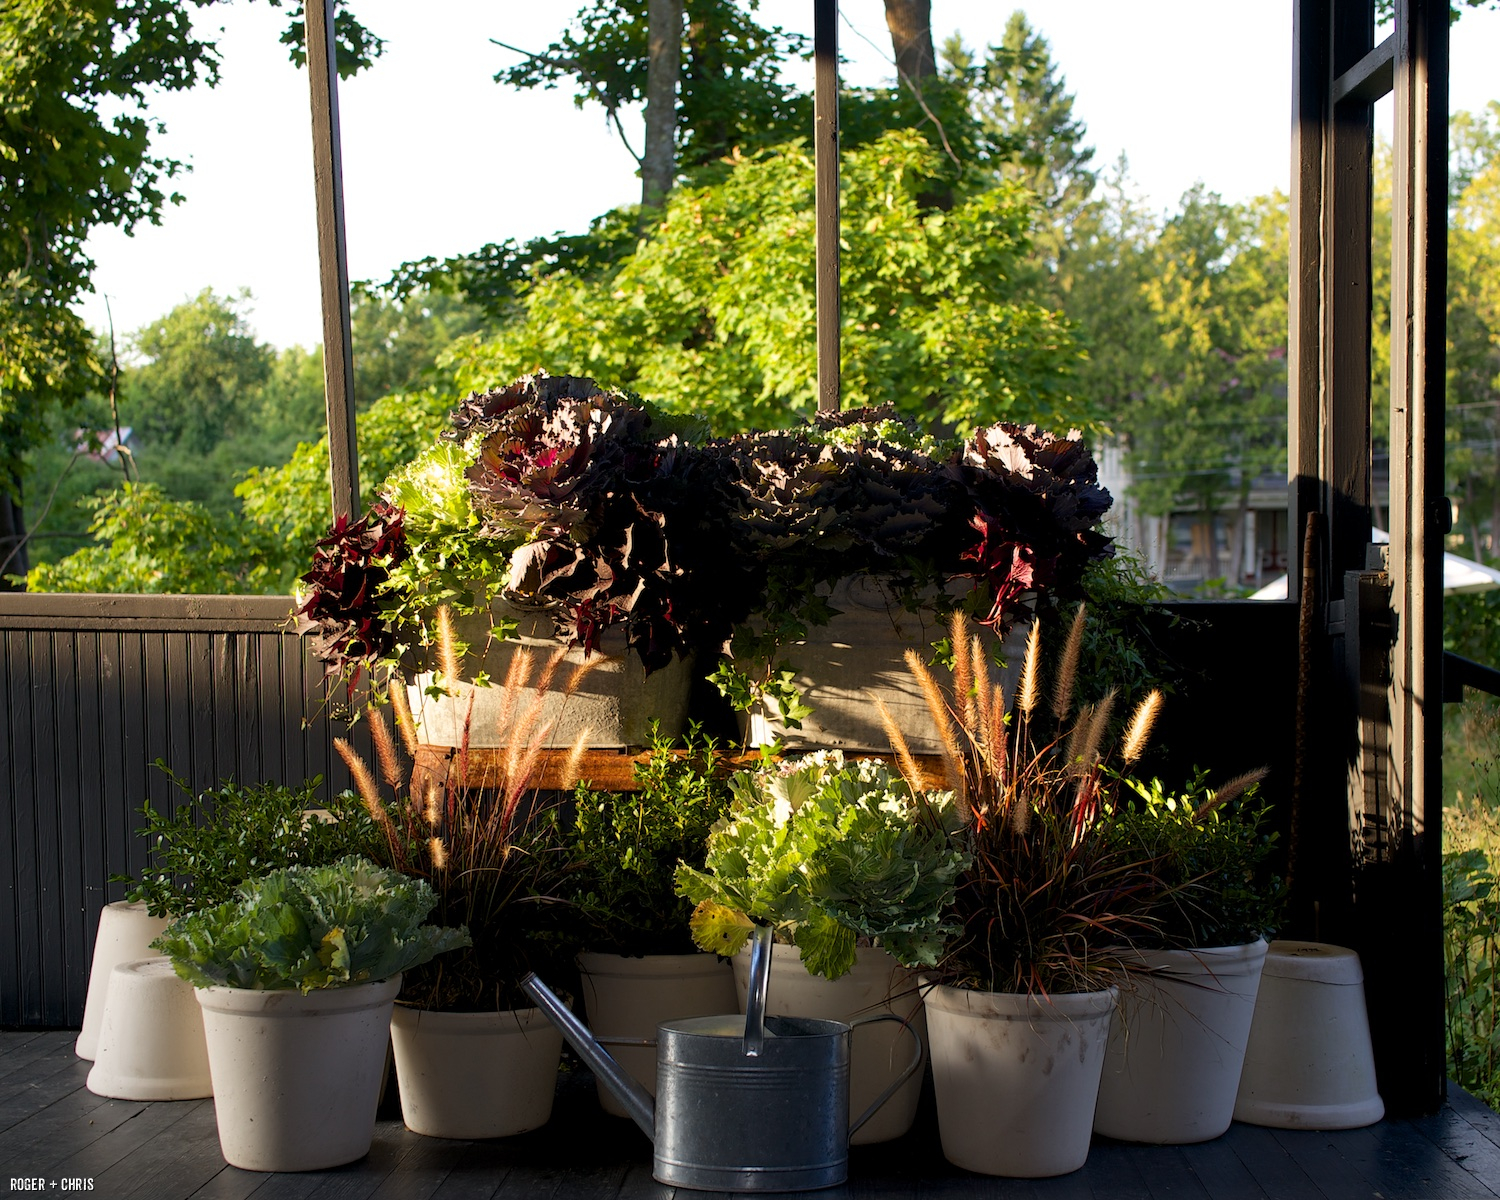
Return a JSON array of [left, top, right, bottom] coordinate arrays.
[[74, 1, 1500, 352]]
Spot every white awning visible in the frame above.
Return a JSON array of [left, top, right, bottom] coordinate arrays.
[[1249, 529, 1500, 599]]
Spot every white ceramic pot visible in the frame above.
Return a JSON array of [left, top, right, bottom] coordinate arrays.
[[406, 599, 693, 749], [389, 1004, 564, 1138], [196, 976, 399, 1171], [76, 901, 170, 1060], [741, 577, 1028, 754], [578, 952, 737, 1118], [1093, 939, 1268, 1143], [1233, 940, 1384, 1129], [925, 982, 1116, 1177], [86, 957, 212, 1100], [730, 943, 927, 1145]]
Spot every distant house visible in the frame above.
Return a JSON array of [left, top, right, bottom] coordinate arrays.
[[1098, 442, 1319, 593]]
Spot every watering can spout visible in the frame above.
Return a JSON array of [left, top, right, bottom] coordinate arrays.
[[521, 972, 656, 1141]]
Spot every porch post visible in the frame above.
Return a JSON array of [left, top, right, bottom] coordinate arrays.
[[306, 0, 361, 521], [1383, 0, 1448, 1113], [813, 0, 840, 413]]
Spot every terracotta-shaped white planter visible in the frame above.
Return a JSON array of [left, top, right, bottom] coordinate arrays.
[[76, 901, 170, 1060], [406, 599, 692, 749], [741, 577, 1029, 753], [86, 957, 212, 1100], [731, 943, 927, 1145], [926, 982, 1116, 1177], [389, 1004, 564, 1138], [1233, 940, 1384, 1129], [578, 952, 737, 1117], [1093, 939, 1268, 1143], [196, 976, 399, 1171]]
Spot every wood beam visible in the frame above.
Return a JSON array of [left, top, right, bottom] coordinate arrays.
[[814, 0, 840, 413], [306, 0, 360, 522], [1332, 32, 1395, 106]]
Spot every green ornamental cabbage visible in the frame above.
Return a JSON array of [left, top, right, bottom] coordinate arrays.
[[152, 856, 471, 993], [675, 751, 969, 980]]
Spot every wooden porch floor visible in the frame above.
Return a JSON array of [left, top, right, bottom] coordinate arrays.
[[2, 1030, 1497, 1199]]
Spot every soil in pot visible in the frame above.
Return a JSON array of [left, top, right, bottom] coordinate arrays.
[[925, 982, 1116, 1177]]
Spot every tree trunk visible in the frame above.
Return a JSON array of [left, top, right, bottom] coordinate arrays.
[[0, 490, 28, 588], [883, 0, 936, 85], [642, 0, 683, 212]]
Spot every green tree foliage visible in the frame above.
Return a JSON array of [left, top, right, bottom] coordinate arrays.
[[235, 388, 454, 592], [25, 481, 254, 593], [129, 288, 274, 456], [495, 0, 808, 179], [0, 0, 218, 527], [447, 131, 1086, 434]]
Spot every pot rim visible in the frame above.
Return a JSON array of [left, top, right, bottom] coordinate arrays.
[[194, 974, 400, 1015], [920, 978, 1116, 1021]]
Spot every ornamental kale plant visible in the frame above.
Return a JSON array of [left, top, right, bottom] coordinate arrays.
[[1102, 769, 1283, 949], [152, 856, 470, 993], [458, 372, 752, 671], [567, 723, 736, 957], [115, 765, 381, 918], [675, 750, 969, 980], [705, 408, 1116, 723]]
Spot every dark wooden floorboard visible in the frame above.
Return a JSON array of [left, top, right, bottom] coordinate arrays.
[[1408, 1105, 1500, 1195], [1223, 1124, 1327, 1198], [1174, 1136, 1270, 1200], [3, 1036, 1498, 1199], [1451, 1087, 1500, 1154]]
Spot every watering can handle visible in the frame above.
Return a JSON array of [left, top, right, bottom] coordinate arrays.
[[845, 1013, 924, 1141], [742, 924, 774, 1057]]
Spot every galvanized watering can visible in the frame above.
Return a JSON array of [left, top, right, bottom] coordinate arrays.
[[521, 926, 922, 1192]]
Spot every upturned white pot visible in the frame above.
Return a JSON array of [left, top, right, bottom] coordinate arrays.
[[389, 1004, 564, 1138], [86, 957, 212, 1100], [196, 976, 399, 1171], [1093, 939, 1268, 1143], [731, 943, 927, 1145], [76, 901, 170, 1060], [741, 576, 1029, 754], [406, 598, 692, 749], [1233, 940, 1384, 1129], [578, 952, 737, 1118], [926, 982, 1116, 1177]]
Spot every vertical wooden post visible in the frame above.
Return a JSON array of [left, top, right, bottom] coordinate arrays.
[[306, 0, 360, 522], [1384, 0, 1448, 1113], [1323, 0, 1375, 580], [813, 0, 840, 413], [1288, 0, 1328, 602]]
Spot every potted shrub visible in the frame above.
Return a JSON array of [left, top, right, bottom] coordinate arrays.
[[335, 641, 588, 1139], [566, 724, 738, 1116], [705, 411, 1114, 751], [1093, 767, 1282, 1144], [898, 607, 1162, 1177], [674, 748, 968, 1143], [152, 856, 468, 1172], [297, 371, 746, 748], [78, 770, 379, 1062]]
